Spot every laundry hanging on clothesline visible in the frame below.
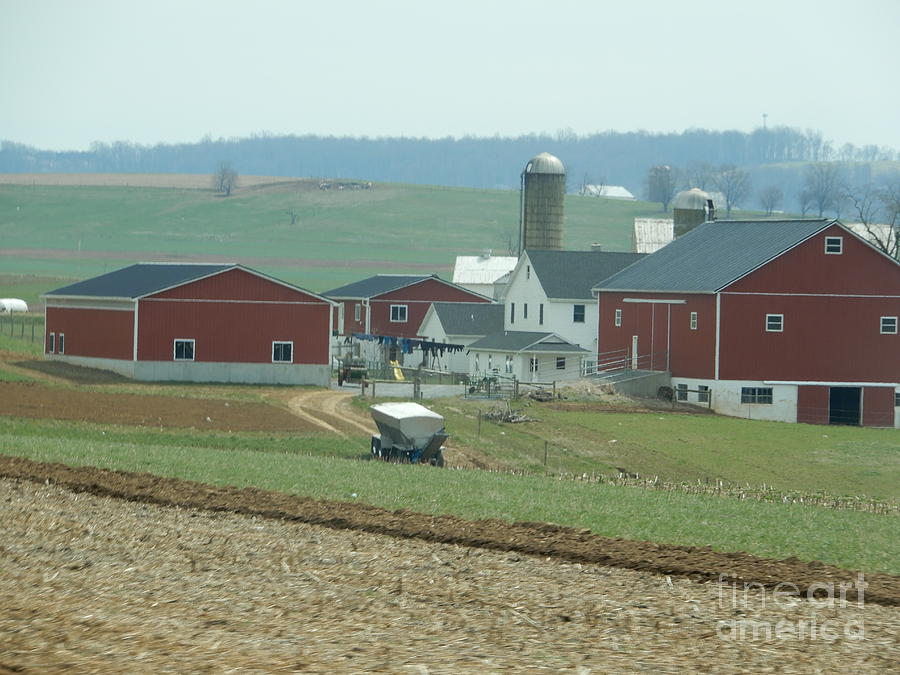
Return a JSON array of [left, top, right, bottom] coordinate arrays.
[[350, 333, 464, 356]]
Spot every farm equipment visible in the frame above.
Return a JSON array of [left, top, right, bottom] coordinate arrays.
[[369, 402, 447, 467], [337, 358, 368, 386]]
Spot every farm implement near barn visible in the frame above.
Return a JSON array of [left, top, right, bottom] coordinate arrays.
[[369, 402, 447, 467]]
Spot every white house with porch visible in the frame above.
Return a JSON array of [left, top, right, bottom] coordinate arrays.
[[466, 331, 588, 383]]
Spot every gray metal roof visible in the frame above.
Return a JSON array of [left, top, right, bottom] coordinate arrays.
[[524, 152, 565, 175], [324, 274, 434, 299], [594, 218, 836, 293], [526, 250, 646, 299], [45, 263, 235, 299], [430, 302, 504, 336], [468, 331, 587, 353]]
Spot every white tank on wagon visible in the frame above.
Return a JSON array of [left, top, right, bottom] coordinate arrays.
[[369, 402, 447, 467], [0, 298, 28, 313]]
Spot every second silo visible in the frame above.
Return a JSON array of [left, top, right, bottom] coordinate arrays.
[[519, 152, 566, 253]]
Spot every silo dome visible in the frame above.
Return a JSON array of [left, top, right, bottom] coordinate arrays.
[[519, 152, 566, 253], [672, 187, 712, 210]]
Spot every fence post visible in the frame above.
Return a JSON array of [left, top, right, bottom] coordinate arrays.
[[478, 409, 482, 437], [544, 441, 548, 466], [552, 381, 556, 399]]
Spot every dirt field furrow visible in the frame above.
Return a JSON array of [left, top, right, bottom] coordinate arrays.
[[1, 454, 898, 609], [1, 471, 898, 672]]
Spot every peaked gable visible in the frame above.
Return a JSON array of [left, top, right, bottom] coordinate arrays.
[[525, 250, 645, 299]]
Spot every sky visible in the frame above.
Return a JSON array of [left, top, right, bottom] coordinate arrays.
[[2, 0, 899, 152]]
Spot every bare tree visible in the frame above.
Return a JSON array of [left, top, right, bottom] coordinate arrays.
[[501, 224, 518, 256], [645, 165, 680, 212], [840, 179, 900, 259], [758, 185, 783, 216], [213, 161, 238, 196], [802, 162, 841, 216], [684, 161, 715, 191], [713, 165, 752, 217]]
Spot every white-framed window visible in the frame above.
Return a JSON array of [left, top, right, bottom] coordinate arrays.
[[272, 341, 293, 363], [741, 387, 773, 404], [766, 314, 784, 332], [389, 304, 408, 323], [48, 332, 55, 353], [690, 311, 698, 330], [614, 308, 622, 327], [354, 303, 361, 322], [526, 265, 531, 280], [488, 354, 493, 371], [539, 304, 544, 325], [675, 383, 688, 401], [573, 304, 585, 323], [174, 339, 195, 361], [58, 333, 65, 354], [510, 302, 515, 324], [524, 303, 528, 319], [895, 392, 900, 407], [556, 357, 566, 370], [881, 316, 898, 334], [505, 355, 513, 374], [697, 384, 709, 403], [529, 357, 539, 373], [825, 236, 843, 254]]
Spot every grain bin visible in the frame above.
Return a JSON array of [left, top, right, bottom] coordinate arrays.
[[519, 152, 566, 253]]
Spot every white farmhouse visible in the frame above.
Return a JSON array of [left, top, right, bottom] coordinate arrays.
[[417, 302, 504, 373], [466, 331, 588, 383], [502, 250, 645, 353]]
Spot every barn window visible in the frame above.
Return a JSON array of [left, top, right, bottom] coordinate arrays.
[[895, 392, 900, 407], [615, 308, 622, 327], [676, 383, 688, 401], [272, 341, 293, 363], [539, 304, 544, 325], [354, 303, 361, 322], [741, 387, 773, 404], [881, 316, 898, 334], [690, 312, 698, 330], [825, 237, 843, 254], [389, 305, 408, 323], [174, 339, 195, 361], [556, 357, 566, 370], [58, 333, 65, 354], [697, 384, 709, 403], [766, 314, 784, 332], [573, 304, 585, 323], [48, 332, 55, 353]]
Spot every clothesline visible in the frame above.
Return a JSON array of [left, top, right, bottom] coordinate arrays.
[[349, 333, 465, 356]]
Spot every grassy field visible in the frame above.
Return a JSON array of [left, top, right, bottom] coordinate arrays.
[[1, 415, 897, 575], [418, 398, 900, 500], [0, 176, 760, 295]]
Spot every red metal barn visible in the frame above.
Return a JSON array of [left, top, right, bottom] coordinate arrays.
[[325, 274, 492, 339], [594, 219, 900, 428], [42, 263, 337, 386]]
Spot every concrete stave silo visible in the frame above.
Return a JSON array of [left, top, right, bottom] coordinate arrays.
[[519, 152, 566, 253]]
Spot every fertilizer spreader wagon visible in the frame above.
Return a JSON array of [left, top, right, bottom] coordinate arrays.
[[369, 402, 447, 467]]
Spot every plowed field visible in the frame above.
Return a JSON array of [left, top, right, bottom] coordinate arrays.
[[2, 460, 898, 672]]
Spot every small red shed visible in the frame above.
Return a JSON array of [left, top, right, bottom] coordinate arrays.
[[42, 263, 337, 386], [593, 219, 900, 428]]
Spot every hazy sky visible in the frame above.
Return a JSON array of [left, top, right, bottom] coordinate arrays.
[[3, 0, 899, 152]]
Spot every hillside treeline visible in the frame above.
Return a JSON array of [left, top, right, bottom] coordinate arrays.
[[1, 127, 897, 207]]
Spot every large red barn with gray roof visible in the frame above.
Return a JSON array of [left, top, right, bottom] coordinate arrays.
[[593, 219, 900, 428], [42, 263, 336, 386]]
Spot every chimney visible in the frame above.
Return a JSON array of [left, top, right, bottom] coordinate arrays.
[[706, 199, 716, 221]]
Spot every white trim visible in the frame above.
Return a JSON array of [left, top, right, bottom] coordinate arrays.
[[48, 332, 55, 353], [272, 340, 294, 363], [721, 291, 900, 299], [880, 316, 898, 334], [623, 298, 687, 304], [173, 338, 195, 361], [765, 313, 784, 332], [614, 308, 622, 327], [690, 311, 698, 330], [389, 304, 408, 323], [824, 236, 843, 254], [58, 333, 65, 354], [142, 298, 330, 306], [765, 380, 899, 387], [133, 299, 139, 361], [714, 293, 721, 380]]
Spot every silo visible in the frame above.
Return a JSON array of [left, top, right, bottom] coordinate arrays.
[[519, 152, 566, 253], [672, 187, 715, 236]]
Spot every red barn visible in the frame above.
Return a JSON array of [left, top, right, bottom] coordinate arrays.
[[43, 263, 337, 386], [594, 219, 900, 427], [325, 274, 492, 339]]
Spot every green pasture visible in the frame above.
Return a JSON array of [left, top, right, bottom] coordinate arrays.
[[1, 415, 896, 575], [0, 181, 670, 292], [420, 398, 900, 500]]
